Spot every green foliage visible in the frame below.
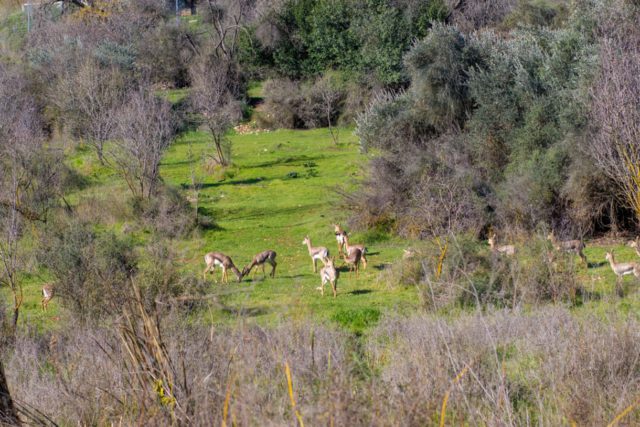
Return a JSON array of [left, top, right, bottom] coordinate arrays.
[[248, 0, 449, 85]]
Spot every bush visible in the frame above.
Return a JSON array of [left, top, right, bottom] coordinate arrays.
[[394, 233, 579, 310], [259, 76, 347, 129], [37, 220, 137, 321], [130, 185, 197, 238]]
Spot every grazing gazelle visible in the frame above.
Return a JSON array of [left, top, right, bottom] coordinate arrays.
[[41, 283, 55, 311], [318, 257, 338, 298], [343, 234, 367, 269], [488, 233, 516, 256], [547, 231, 587, 265], [333, 224, 348, 256], [203, 252, 243, 284], [302, 236, 329, 273], [243, 250, 277, 279], [342, 247, 362, 278]]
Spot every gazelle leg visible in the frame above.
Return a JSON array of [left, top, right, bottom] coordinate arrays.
[[262, 264, 266, 278], [331, 280, 337, 298], [362, 255, 367, 269], [271, 262, 277, 278], [313, 258, 317, 273], [203, 265, 211, 280]]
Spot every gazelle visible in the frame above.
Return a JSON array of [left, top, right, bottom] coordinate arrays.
[[41, 283, 55, 311], [343, 234, 367, 269], [302, 236, 329, 273], [333, 224, 348, 256], [547, 231, 587, 265], [605, 251, 640, 285], [488, 233, 516, 256], [242, 250, 277, 279], [627, 238, 640, 258], [342, 247, 362, 278], [203, 252, 243, 284], [317, 257, 338, 298]]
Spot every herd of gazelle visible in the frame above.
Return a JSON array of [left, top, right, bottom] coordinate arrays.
[[199, 224, 366, 298], [488, 230, 640, 287], [37, 228, 640, 311]]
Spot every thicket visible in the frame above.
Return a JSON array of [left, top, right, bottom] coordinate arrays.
[[354, 0, 639, 238]]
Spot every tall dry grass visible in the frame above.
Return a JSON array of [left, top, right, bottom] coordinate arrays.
[[4, 307, 640, 425]]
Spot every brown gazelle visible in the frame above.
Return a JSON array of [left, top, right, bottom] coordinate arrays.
[[318, 257, 338, 298], [488, 233, 516, 256], [41, 283, 55, 311], [302, 236, 329, 273], [547, 231, 587, 265], [628, 238, 640, 258], [342, 247, 362, 278], [343, 234, 367, 269], [333, 224, 348, 256], [605, 251, 640, 295], [203, 252, 243, 284], [243, 250, 277, 279]]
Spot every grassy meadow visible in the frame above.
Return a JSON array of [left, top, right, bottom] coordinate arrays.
[[10, 118, 640, 334]]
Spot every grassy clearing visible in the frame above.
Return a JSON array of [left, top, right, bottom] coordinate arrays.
[[163, 127, 417, 330], [7, 122, 640, 332]]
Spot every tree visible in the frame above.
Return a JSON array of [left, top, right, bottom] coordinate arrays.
[[589, 28, 640, 224], [0, 67, 62, 329], [190, 59, 241, 166], [54, 59, 126, 164], [110, 90, 176, 200], [0, 360, 20, 426]]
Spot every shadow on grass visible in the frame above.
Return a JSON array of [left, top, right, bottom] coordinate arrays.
[[247, 154, 327, 169], [348, 289, 372, 295], [588, 261, 608, 268], [181, 177, 269, 190], [373, 263, 393, 271], [221, 306, 268, 317]]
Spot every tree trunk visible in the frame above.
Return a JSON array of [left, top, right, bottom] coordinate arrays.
[[0, 361, 20, 426]]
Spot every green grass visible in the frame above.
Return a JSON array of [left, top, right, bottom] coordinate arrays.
[[8, 124, 640, 333], [163, 127, 417, 329]]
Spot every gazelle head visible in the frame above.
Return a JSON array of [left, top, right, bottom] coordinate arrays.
[[241, 265, 250, 277], [333, 223, 342, 233], [605, 251, 614, 262], [323, 256, 334, 268], [547, 232, 555, 241], [302, 236, 310, 245], [629, 238, 639, 249], [488, 233, 496, 246]]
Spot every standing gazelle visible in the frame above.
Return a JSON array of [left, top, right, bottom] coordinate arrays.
[[488, 233, 515, 256], [318, 257, 338, 298], [628, 238, 640, 258], [547, 231, 587, 266], [203, 252, 243, 284], [605, 251, 640, 295], [302, 236, 329, 273], [343, 234, 367, 269], [243, 250, 277, 279], [41, 283, 55, 311], [333, 224, 348, 256], [342, 247, 362, 278]]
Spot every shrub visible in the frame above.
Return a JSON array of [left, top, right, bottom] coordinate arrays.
[[37, 220, 137, 321]]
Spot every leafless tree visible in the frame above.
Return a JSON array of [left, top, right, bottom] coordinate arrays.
[[54, 60, 126, 164], [310, 76, 344, 145], [589, 23, 640, 224], [190, 59, 241, 166], [200, 0, 256, 60], [0, 67, 54, 329], [110, 90, 176, 200]]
